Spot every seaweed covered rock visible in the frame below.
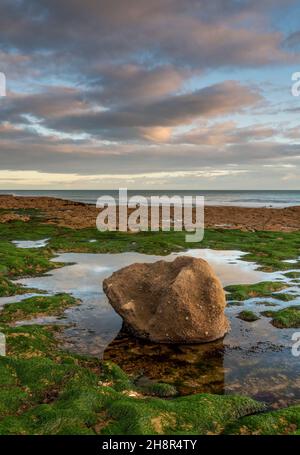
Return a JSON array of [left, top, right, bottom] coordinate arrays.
[[103, 256, 229, 343], [224, 405, 300, 435]]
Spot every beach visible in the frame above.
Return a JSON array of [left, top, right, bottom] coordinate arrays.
[[0, 194, 300, 231], [1, 0, 300, 440], [0, 194, 300, 435]]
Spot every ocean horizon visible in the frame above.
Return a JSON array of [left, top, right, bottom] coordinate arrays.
[[0, 189, 300, 208]]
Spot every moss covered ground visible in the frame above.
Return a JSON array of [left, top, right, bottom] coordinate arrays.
[[0, 317, 267, 435], [237, 310, 260, 322], [0, 216, 299, 271], [261, 306, 300, 328], [225, 281, 291, 301], [224, 405, 300, 435], [0, 294, 78, 324], [0, 214, 299, 435]]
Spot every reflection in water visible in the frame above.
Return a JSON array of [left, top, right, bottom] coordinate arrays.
[[13, 249, 272, 355], [12, 238, 50, 248], [104, 333, 226, 396], [3, 248, 300, 408], [104, 316, 300, 409]]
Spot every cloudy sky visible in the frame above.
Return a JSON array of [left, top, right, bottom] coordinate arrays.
[[1, 0, 300, 189]]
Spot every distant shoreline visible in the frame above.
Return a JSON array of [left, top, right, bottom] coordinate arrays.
[[0, 194, 300, 232], [0, 189, 300, 209]]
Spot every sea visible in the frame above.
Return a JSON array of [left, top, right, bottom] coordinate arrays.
[[0, 190, 300, 208]]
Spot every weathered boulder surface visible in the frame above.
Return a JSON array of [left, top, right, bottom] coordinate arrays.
[[103, 256, 229, 343]]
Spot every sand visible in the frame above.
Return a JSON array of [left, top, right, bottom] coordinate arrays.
[[0, 194, 299, 232]]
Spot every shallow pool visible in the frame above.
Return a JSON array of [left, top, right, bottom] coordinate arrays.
[[1, 247, 300, 408]]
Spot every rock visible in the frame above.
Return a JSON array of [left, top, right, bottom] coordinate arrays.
[[0, 213, 30, 223], [103, 256, 229, 343], [237, 310, 260, 322]]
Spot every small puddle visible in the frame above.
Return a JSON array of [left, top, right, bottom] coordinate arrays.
[[12, 238, 50, 248], [1, 247, 300, 408]]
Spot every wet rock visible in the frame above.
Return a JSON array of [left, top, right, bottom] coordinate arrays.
[[224, 404, 300, 435], [237, 310, 260, 322], [103, 256, 229, 343]]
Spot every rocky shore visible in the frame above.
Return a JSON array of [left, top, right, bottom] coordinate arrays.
[[0, 194, 300, 231], [0, 194, 300, 435]]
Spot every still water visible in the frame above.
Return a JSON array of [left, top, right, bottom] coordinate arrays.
[[2, 247, 300, 408]]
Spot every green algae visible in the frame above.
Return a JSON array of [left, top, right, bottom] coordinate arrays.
[[284, 271, 300, 279], [0, 236, 66, 298], [1, 215, 300, 272], [0, 324, 61, 358], [272, 293, 297, 302], [261, 306, 300, 328], [99, 361, 133, 392], [101, 393, 265, 435], [0, 240, 56, 278], [225, 281, 289, 301], [0, 288, 268, 436], [1, 218, 299, 307], [0, 276, 24, 298], [0, 217, 300, 434], [0, 356, 106, 434], [0, 289, 268, 435], [254, 300, 279, 307], [47, 228, 300, 272], [0, 294, 79, 324], [224, 405, 300, 435], [0, 330, 267, 435], [237, 311, 260, 322], [136, 379, 178, 398]]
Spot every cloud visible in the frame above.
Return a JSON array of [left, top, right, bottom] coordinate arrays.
[[0, 1, 295, 70], [47, 81, 261, 139], [0, 86, 91, 123], [0, 0, 299, 188], [176, 122, 275, 145], [0, 124, 300, 176], [1, 80, 260, 143], [284, 30, 300, 48], [139, 127, 172, 142], [88, 64, 190, 105]]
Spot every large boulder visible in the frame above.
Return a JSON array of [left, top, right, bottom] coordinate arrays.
[[103, 256, 229, 343]]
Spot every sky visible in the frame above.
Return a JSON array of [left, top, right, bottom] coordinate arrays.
[[0, 0, 300, 190]]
